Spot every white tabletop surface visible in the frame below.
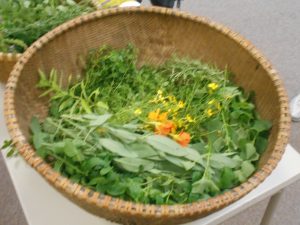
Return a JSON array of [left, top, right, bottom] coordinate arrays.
[[1, 84, 300, 225]]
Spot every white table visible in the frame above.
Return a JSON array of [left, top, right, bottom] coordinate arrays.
[[1, 83, 300, 225]]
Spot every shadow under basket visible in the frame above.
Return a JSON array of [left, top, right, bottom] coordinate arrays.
[[0, 52, 21, 83], [4, 7, 290, 225]]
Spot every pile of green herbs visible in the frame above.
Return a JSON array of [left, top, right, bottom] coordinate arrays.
[[29, 45, 271, 205], [0, 0, 93, 53]]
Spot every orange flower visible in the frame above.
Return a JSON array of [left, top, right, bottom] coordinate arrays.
[[175, 132, 191, 147], [148, 109, 168, 122], [158, 112, 168, 122], [155, 121, 175, 135], [148, 109, 160, 121]]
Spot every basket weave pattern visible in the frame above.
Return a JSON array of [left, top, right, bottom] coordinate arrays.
[[0, 53, 21, 83], [4, 7, 290, 225]]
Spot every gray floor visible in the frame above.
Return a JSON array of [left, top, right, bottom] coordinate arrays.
[[1, 1, 300, 225]]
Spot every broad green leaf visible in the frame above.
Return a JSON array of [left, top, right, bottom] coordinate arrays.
[[184, 147, 205, 167], [164, 155, 195, 170], [210, 153, 239, 169], [84, 114, 111, 127], [108, 127, 138, 142], [127, 143, 157, 158], [212, 137, 225, 152], [99, 138, 137, 158], [114, 157, 154, 173], [146, 135, 187, 157], [190, 142, 206, 153]]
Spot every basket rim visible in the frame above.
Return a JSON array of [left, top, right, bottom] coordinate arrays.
[[4, 6, 291, 219]]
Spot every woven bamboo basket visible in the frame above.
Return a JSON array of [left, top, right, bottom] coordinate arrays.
[[0, 0, 95, 83], [0, 53, 21, 83], [4, 7, 290, 225]]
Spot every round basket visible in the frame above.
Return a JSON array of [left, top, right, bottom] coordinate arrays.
[[4, 7, 290, 225], [0, 52, 21, 83]]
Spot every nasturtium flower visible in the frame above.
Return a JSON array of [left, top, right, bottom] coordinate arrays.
[[148, 109, 160, 121], [155, 121, 176, 135], [174, 132, 191, 147], [208, 82, 219, 91]]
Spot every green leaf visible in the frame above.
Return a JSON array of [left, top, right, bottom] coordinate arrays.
[[255, 136, 269, 154], [107, 182, 127, 196], [81, 99, 92, 113], [146, 135, 187, 157], [252, 120, 272, 133], [184, 147, 204, 163], [84, 114, 111, 127], [100, 166, 112, 176], [128, 181, 143, 201], [192, 177, 219, 194], [210, 153, 239, 169], [241, 161, 255, 178], [190, 142, 206, 153], [84, 157, 104, 170], [99, 138, 137, 158], [30, 117, 41, 134], [108, 127, 138, 143], [32, 132, 46, 149], [63, 139, 79, 158], [114, 157, 154, 173], [164, 155, 195, 170], [220, 168, 236, 189], [53, 160, 63, 172], [241, 143, 257, 160], [212, 137, 225, 152], [1, 140, 13, 150], [127, 143, 157, 158]]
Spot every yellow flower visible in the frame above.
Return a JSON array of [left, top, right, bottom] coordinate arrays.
[[157, 89, 163, 95], [168, 95, 177, 103], [134, 108, 142, 115], [208, 83, 219, 91], [186, 114, 195, 123], [208, 99, 215, 105], [206, 108, 214, 117], [178, 101, 185, 109]]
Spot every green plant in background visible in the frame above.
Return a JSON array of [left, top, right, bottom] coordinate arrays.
[[0, 0, 93, 53], [20, 45, 272, 205]]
